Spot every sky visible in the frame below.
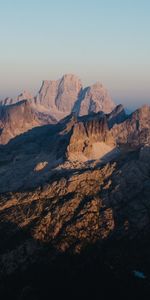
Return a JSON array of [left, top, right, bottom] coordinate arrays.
[[0, 0, 150, 109]]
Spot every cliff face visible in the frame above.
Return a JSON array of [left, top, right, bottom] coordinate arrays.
[[34, 74, 83, 119], [67, 105, 150, 162], [107, 104, 127, 128], [111, 105, 150, 146], [78, 82, 115, 116], [0, 100, 56, 144], [0, 101, 38, 144], [67, 116, 116, 161]]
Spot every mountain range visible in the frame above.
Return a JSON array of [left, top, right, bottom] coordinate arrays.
[[0, 74, 115, 144], [0, 74, 150, 299]]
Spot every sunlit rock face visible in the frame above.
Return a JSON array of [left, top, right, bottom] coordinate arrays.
[[34, 74, 83, 120], [34, 75, 115, 120], [0, 100, 56, 144], [78, 82, 115, 116], [111, 105, 150, 146], [67, 115, 116, 162]]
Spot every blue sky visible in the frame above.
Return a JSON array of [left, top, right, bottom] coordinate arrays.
[[0, 0, 150, 108]]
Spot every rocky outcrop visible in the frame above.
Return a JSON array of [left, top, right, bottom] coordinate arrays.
[[0, 100, 56, 144], [71, 104, 127, 161], [78, 82, 115, 116], [16, 90, 33, 102], [0, 91, 33, 106], [0, 97, 14, 106], [111, 105, 150, 146], [107, 104, 127, 128], [67, 115, 116, 161]]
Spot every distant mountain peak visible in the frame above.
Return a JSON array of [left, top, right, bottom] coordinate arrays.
[[33, 74, 115, 120], [17, 90, 33, 101], [0, 74, 117, 143], [78, 81, 115, 116]]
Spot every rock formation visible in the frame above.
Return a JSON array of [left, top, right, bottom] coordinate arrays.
[[0, 77, 150, 299], [35, 74, 82, 115], [111, 105, 150, 146], [67, 115, 116, 161], [78, 82, 115, 116], [107, 104, 127, 128], [0, 90, 33, 106], [0, 100, 56, 144], [0, 75, 116, 144], [0, 108, 150, 278]]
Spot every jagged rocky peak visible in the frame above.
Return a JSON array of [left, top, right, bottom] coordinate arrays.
[[0, 74, 116, 123], [0, 97, 14, 106], [35, 79, 61, 109], [35, 74, 116, 119], [35, 74, 83, 112], [17, 90, 33, 102], [55, 74, 83, 112], [125, 104, 150, 133], [110, 104, 150, 147], [79, 81, 115, 116], [0, 100, 48, 145], [0, 74, 117, 144], [67, 114, 116, 162], [131, 105, 150, 129], [0, 90, 33, 106], [110, 104, 125, 115], [107, 104, 127, 128]]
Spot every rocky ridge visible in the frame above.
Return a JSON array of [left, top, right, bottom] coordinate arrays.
[[0, 100, 56, 144], [0, 79, 150, 298], [0, 104, 149, 193], [0, 126, 150, 277]]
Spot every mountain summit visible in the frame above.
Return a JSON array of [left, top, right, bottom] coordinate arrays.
[[0, 74, 116, 143], [34, 74, 115, 119], [34, 74, 83, 120]]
